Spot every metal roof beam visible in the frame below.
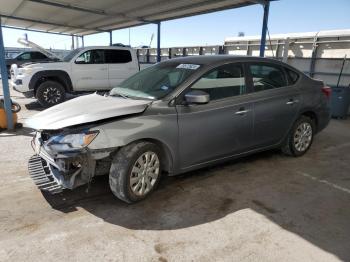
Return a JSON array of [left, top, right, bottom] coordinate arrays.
[[28, 0, 152, 24], [1, 25, 75, 36], [0, 13, 108, 33], [3, 0, 27, 24], [97, 0, 254, 30], [28, 0, 108, 16]]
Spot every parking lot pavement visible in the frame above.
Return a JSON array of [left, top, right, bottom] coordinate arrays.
[[0, 88, 350, 262]]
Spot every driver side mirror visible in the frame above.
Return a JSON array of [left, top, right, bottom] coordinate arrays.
[[184, 90, 210, 104]]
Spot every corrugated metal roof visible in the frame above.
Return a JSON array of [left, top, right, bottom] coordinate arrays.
[[0, 0, 261, 36]]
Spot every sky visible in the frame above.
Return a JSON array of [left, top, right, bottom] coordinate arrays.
[[2, 0, 350, 50]]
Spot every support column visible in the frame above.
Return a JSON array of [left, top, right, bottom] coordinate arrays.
[[146, 48, 150, 63], [157, 21, 161, 62], [182, 48, 187, 57], [218, 45, 224, 55], [0, 18, 14, 130], [259, 1, 270, 57], [81, 36, 84, 47], [309, 34, 319, 77], [282, 38, 290, 63], [71, 35, 74, 50], [109, 31, 112, 46]]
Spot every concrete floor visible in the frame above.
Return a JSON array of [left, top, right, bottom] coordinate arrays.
[[1, 88, 350, 262]]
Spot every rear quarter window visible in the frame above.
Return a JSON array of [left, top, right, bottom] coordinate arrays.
[[105, 49, 132, 63], [249, 63, 288, 92], [285, 68, 300, 85]]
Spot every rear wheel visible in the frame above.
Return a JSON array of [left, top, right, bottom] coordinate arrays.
[[109, 141, 162, 203], [36, 81, 66, 108], [281, 115, 315, 157]]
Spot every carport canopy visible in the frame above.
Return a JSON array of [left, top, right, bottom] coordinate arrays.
[[0, 0, 274, 129], [1, 0, 271, 35]]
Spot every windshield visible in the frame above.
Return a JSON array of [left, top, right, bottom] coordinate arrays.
[[110, 62, 201, 100], [63, 48, 83, 62]]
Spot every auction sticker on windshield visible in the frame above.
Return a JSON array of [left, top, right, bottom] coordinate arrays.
[[176, 64, 200, 70]]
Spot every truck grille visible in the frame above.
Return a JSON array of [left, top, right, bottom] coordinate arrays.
[[28, 155, 63, 194]]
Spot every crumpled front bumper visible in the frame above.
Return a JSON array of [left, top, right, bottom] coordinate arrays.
[[28, 132, 92, 194], [28, 132, 114, 194], [28, 155, 64, 194]]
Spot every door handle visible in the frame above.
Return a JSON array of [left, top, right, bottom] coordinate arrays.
[[235, 108, 250, 115], [286, 99, 299, 105]]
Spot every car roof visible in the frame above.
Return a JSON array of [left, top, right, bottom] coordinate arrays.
[[81, 46, 133, 50], [163, 55, 284, 66]]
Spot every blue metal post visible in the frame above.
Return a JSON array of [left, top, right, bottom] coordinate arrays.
[[0, 17, 14, 130], [157, 22, 161, 62], [259, 1, 270, 57]]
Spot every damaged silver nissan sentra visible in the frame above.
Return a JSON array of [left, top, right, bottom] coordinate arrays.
[[26, 56, 331, 203]]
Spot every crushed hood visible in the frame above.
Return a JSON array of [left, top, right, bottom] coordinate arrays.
[[25, 93, 151, 130]]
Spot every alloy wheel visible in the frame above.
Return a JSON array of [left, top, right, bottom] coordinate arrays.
[[129, 151, 160, 196], [293, 122, 313, 152], [42, 87, 62, 104]]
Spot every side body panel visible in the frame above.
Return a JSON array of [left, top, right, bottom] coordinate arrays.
[[89, 101, 180, 173], [250, 87, 301, 148], [176, 96, 253, 170], [71, 63, 109, 90]]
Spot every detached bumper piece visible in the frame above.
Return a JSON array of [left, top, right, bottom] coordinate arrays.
[[28, 155, 63, 194]]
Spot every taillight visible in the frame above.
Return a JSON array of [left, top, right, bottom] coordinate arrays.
[[322, 86, 331, 99]]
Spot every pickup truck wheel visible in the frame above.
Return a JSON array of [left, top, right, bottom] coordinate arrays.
[[109, 141, 162, 203], [36, 81, 66, 108], [281, 116, 315, 157]]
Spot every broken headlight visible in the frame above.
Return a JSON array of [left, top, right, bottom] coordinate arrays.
[[44, 130, 99, 152]]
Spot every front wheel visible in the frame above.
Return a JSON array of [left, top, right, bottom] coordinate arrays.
[[36, 81, 66, 108], [109, 141, 162, 203], [281, 116, 315, 157]]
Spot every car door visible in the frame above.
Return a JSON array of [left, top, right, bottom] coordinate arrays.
[[71, 49, 109, 91], [246, 62, 301, 148], [176, 62, 254, 169], [105, 49, 137, 88]]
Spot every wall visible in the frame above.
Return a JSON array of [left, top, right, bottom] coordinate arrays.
[[137, 29, 350, 88]]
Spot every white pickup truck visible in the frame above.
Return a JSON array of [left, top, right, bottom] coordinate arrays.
[[11, 46, 139, 107]]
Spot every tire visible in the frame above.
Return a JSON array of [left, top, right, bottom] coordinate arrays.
[[36, 81, 66, 108], [281, 115, 315, 157], [109, 141, 162, 203], [11, 101, 21, 113]]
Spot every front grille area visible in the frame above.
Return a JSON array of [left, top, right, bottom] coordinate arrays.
[[40, 131, 53, 142], [28, 155, 63, 194]]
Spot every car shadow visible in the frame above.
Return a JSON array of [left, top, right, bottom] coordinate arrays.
[[23, 92, 93, 111], [25, 101, 44, 111], [0, 126, 34, 137], [42, 148, 350, 260]]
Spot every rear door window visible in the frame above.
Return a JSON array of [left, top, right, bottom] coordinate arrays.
[[249, 63, 288, 92], [105, 49, 132, 63]]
